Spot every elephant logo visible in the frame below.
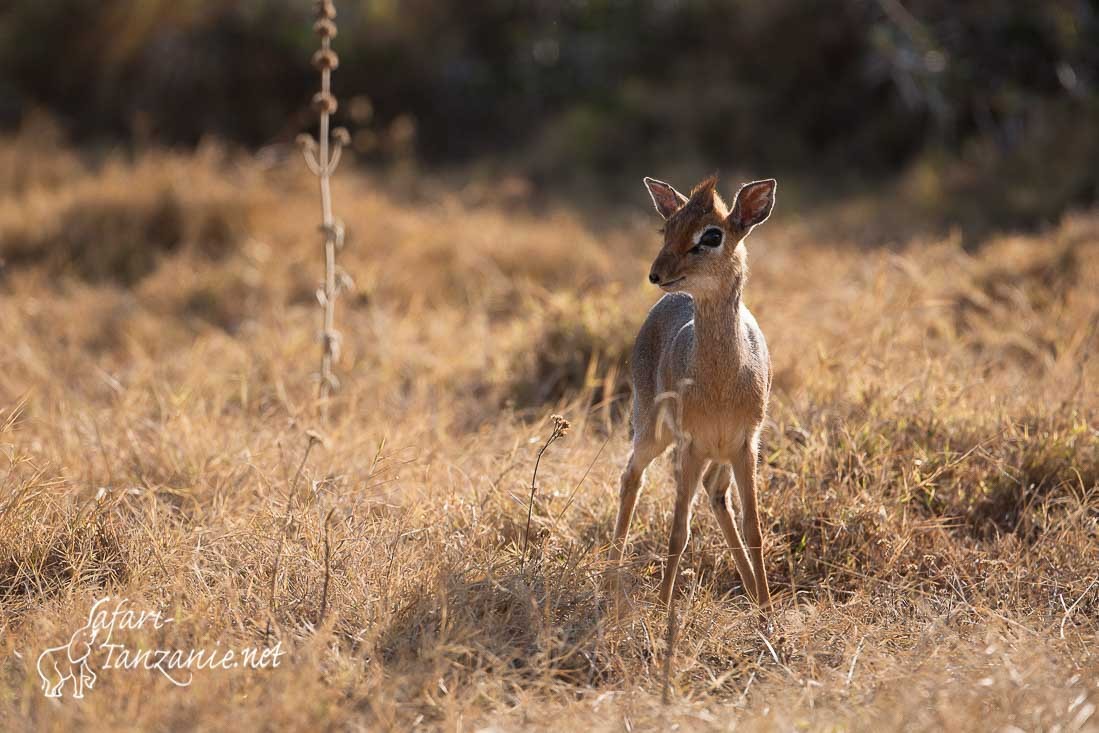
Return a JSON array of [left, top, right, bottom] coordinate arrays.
[[36, 615, 99, 699]]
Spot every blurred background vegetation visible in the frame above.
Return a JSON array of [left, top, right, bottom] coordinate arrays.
[[2, 0, 1097, 234]]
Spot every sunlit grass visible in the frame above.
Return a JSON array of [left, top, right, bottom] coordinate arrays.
[[0, 139, 1096, 731]]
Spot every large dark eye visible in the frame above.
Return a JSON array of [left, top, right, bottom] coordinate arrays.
[[699, 228, 723, 247]]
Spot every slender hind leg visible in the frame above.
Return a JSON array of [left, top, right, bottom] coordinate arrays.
[[733, 432, 772, 611], [657, 442, 706, 606], [703, 462, 759, 603]]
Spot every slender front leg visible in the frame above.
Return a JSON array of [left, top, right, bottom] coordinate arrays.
[[657, 444, 706, 606], [703, 462, 759, 603], [609, 439, 661, 596], [732, 433, 771, 610]]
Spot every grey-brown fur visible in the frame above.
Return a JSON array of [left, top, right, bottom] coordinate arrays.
[[610, 174, 778, 616]]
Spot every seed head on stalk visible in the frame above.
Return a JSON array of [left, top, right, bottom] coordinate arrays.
[[297, 0, 350, 421]]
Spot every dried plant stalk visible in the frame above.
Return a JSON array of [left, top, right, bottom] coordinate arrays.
[[298, 0, 349, 420], [266, 432, 321, 642], [319, 507, 336, 625], [521, 414, 570, 572]]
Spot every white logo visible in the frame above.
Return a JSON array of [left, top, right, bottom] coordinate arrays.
[[37, 612, 99, 698], [37, 597, 284, 699]]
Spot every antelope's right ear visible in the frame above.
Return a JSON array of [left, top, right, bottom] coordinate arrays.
[[643, 177, 688, 220]]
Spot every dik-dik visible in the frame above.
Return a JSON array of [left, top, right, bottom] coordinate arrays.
[[610, 174, 777, 613]]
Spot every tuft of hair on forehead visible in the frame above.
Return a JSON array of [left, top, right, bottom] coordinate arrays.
[[677, 175, 727, 219], [689, 175, 717, 201]]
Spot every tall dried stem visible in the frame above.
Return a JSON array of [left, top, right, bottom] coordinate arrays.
[[266, 432, 321, 642], [298, 0, 349, 421], [521, 414, 570, 572]]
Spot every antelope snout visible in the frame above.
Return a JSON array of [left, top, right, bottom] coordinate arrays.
[[648, 262, 684, 289], [648, 258, 673, 285]]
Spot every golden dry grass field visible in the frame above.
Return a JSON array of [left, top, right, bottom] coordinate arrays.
[[1, 129, 1097, 731]]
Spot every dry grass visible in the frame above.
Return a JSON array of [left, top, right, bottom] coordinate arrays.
[[0, 137, 1097, 731]]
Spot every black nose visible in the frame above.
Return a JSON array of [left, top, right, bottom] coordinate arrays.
[[648, 272, 660, 284]]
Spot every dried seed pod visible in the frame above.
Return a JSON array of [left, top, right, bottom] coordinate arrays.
[[305, 428, 330, 448], [332, 127, 351, 146], [323, 329, 343, 363], [550, 414, 572, 438], [313, 18, 337, 38], [312, 91, 338, 115], [312, 49, 339, 71], [314, 0, 336, 20]]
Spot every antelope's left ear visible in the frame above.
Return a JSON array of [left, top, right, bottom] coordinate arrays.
[[727, 179, 776, 236]]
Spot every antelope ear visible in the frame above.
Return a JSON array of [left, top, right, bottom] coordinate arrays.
[[643, 177, 688, 219], [728, 179, 776, 236]]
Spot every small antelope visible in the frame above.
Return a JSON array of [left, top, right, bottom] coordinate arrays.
[[610, 174, 777, 613]]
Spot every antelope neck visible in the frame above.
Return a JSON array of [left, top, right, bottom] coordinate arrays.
[[690, 285, 744, 378]]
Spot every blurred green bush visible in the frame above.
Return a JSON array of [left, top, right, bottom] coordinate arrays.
[[1, 1, 1096, 227]]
